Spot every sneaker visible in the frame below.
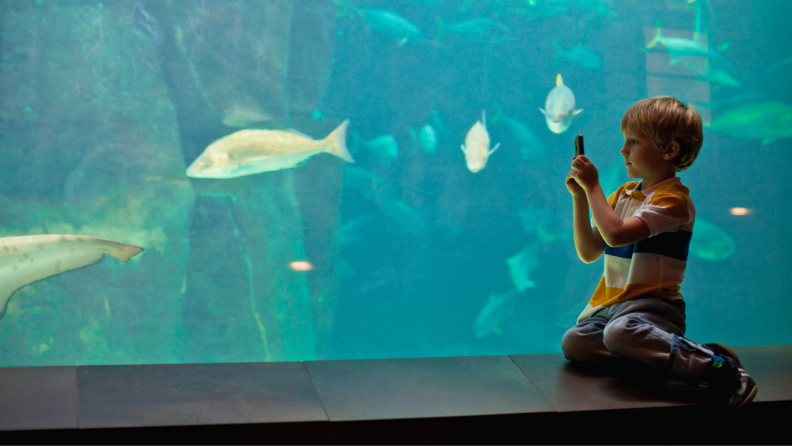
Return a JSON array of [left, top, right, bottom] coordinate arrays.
[[703, 356, 758, 412], [703, 343, 740, 362]]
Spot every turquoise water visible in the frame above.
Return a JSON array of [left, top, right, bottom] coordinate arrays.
[[0, 0, 790, 366]]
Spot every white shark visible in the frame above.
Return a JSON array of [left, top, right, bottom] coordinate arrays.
[[0, 235, 143, 319]]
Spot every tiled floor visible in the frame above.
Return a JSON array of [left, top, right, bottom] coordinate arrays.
[[1, 345, 790, 433], [78, 362, 327, 428], [0, 366, 77, 431], [304, 355, 554, 421]]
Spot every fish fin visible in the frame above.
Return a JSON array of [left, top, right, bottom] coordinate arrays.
[[488, 143, 500, 155], [718, 42, 730, 52], [460, 144, 467, 153], [762, 137, 776, 145], [645, 21, 662, 50], [481, 109, 487, 127], [324, 119, 355, 163], [556, 73, 563, 86], [572, 109, 583, 116], [434, 16, 446, 41], [104, 241, 144, 262], [539, 108, 546, 115]]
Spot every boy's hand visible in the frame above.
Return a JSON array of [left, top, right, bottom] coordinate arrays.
[[569, 155, 599, 192], [565, 170, 585, 197]]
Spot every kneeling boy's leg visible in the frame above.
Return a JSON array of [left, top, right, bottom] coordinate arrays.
[[562, 315, 617, 364], [601, 298, 712, 386]]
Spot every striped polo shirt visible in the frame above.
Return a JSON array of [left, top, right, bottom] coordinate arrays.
[[577, 177, 695, 323]]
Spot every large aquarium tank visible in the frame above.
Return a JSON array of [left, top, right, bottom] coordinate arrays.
[[0, 0, 789, 366]]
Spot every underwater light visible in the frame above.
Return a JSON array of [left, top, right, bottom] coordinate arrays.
[[289, 261, 314, 271], [729, 207, 751, 216]]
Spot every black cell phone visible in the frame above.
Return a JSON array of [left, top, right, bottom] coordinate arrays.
[[574, 134, 584, 157]]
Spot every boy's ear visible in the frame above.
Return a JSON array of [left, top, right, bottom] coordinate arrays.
[[664, 141, 680, 160]]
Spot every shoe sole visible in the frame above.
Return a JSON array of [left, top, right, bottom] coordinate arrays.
[[708, 343, 740, 363], [730, 384, 758, 413]]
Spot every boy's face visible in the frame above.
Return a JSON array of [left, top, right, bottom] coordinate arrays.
[[620, 128, 667, 180]]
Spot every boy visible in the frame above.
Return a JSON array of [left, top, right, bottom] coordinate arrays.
[[562, 96, 757, 412]]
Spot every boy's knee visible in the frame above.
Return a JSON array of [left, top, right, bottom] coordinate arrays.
[[602, 316, 638, 354], [561, 327, 594, 362]]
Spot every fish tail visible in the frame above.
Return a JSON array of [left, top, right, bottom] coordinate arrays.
[[645, 21, 662, 50], [325, 119, 355, 163], [107, 242, 144, 262]]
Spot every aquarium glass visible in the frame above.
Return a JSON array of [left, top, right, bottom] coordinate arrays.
[[0, 0, 789, 366]]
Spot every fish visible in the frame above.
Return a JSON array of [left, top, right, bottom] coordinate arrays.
[[490, 107, 548, 164], [357, 8, 425, 46], [706, 102, 792, 145], [506, 242, 540, 292], [553, 42, 602, 70], [473, 289, 520, 338], [540, 74, 583, 134], [644, 21, 729, 65], [0, 235, 143, 319], [340, 214, 383, 246], [518, 209, 567, 242], [409, 124, 438, 154], [186, 120, 353, 178], [222, 102, 273, 128], [504, 2, 568, 19], [439, 18, 511, 44], [689, 218, 736, 261], [671, 58, 741, 87], [362, 134, 399, 159], [461, 109, 500, 173]]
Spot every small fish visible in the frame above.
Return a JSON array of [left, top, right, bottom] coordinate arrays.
[[504, 2, 568, 19], [357, 8, 425, 46], [222, 102, 273, 128], [362, 134, 399, 159], [0, 235, 143, 319], [553, 42, 602, 70], [540, 74, 582, 134], [689, 218, 736, 261], [645, 21, 728, 64], [186, 120, 353, 178], [706, 102, 792, 145], [440, 18, 511, 44], [506, 242, 540, 292], [671, 58, 741, 87], [461, 109, 500, 173], [473, 289, 520, 338], [490, 107, 548, 164], [409, 124, 438, 154], [518, 209, 567, 242]]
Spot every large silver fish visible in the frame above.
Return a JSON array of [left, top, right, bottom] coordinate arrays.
[[540, 74, 582, 134], [0, 235, 143, 319], [186, 120, 353, 178]]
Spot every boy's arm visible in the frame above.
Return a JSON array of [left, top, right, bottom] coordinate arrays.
[[586, 183, 650, 247], [569, 156, 650, 248], [571, 193, 605, 263]]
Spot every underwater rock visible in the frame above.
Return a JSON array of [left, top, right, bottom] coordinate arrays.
[[0, 0, 191, 366]]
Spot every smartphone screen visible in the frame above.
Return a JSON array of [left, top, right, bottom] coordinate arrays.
[[574, 135, 584, 157]]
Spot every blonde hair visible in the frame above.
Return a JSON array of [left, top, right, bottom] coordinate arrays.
[[620, 96, 703, 172]]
